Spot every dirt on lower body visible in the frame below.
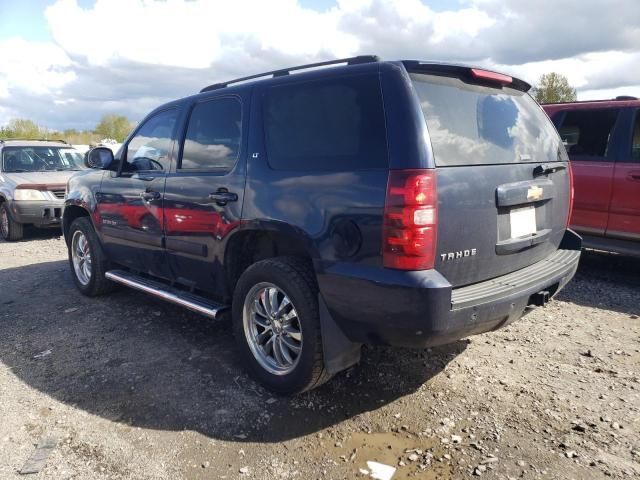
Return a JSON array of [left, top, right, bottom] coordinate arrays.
[[0, 229, 638, 479]]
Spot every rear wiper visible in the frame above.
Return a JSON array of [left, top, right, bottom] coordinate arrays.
[[533, 164, 567, 176]]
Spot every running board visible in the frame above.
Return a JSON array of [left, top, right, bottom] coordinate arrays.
[[105, 270, 228, 319]]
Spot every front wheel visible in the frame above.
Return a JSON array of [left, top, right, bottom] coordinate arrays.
[[232, 257, 331, 394], [68, 217, 115, 296], [0, 203, 24, 241]]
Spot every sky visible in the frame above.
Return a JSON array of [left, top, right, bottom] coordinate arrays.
[[0, 0, 639, 131]]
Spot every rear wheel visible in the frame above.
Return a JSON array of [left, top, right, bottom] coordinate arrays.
[[0, 203, 24, 241], [232, 257, 330, 394], [68, 217, 115, 296]]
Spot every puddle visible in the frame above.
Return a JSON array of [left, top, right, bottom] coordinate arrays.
[[333, 432, 453, 479]]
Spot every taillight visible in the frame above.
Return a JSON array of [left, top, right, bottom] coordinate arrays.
[[383, 169, 438, 270], [567, 162, 574, 227]]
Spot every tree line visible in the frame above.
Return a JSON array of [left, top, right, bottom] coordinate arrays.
[[0, 114, 134, 144]]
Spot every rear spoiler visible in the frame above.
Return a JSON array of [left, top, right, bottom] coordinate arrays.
[[402, 61, 531, 92]]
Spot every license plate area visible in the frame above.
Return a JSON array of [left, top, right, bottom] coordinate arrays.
[[509, 205, 537, 239]]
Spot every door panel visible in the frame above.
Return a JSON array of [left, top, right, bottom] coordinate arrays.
[[164, 95, 247, 297], [570, 160, 614, 234], [606, 109, 640, 240], [97, 107, 179, 278], [99, 172, 169, 277]]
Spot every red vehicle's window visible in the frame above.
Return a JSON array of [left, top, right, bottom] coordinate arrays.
[[557, 109, 618, 159], [632, 113, 640, 161]]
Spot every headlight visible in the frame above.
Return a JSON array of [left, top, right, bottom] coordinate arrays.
[[14, 189, 46, 201]]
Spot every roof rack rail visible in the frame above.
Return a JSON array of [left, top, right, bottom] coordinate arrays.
[[200, 55, 380, 93], [0, 138, 67, 144], [615, 95, 638, 101]]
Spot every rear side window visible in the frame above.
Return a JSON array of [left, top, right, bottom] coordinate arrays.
[[556, 109, 618, 159], [180, 97, 242, 171], [410, 73, 562, 167], [263, 74, 388, 171]]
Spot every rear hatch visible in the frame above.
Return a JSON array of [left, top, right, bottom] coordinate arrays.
[[407, 64, 571, 287]]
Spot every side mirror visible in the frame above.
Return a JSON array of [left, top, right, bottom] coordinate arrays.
[[85, 147, 115, 169]]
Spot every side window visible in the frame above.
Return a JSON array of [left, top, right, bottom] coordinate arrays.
[[180, 97, 241, 171], [124, 109, 177, 172], [557, 109, 619, 159], [631, 112, 640, 161], [263, 74, 388, 171]]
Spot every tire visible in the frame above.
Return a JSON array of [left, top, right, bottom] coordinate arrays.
[[67, 216, 115, 296], [0, 202, 24, 241], [232, 257, 331, 395]]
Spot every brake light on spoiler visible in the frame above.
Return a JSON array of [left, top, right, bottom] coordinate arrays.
[[470, 68, 512, 86]]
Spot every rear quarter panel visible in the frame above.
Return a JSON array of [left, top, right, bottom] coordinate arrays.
[[242, 68, 395, 273]]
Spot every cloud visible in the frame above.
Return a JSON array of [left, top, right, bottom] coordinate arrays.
[[0, 38, 75, 97], [470, 0, 640, 64], [337, 0, 495, 61], [0, 0, 639, 130]]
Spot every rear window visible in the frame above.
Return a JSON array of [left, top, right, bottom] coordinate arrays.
[[410, 73, 562, 167], [263, 74, 388, 171]]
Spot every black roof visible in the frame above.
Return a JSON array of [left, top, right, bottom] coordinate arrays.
[[199, 56, 532, 94]]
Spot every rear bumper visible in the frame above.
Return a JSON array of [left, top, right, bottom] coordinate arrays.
[[318, 230, 581, 348], [8, 200, 64, 226]]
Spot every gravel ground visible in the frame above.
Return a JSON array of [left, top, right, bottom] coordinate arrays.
[[0, 228, 638, 480]]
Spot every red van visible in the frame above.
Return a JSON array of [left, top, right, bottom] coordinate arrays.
[[543, 97, 640, 256]]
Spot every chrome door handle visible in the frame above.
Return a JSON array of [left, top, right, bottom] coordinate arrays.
[[208, 191, 238, 204], [534, 164, 566, 176]]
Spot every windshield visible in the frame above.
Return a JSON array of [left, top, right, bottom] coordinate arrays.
[[410, 73, 563, 167], [1, 146, 85, 173]]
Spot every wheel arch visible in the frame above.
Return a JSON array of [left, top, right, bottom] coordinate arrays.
[[62, 203, 93, 246], [224, 221, 321, 296]]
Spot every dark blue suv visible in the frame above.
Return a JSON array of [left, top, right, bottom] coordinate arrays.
[[63, 56, 581, 394]]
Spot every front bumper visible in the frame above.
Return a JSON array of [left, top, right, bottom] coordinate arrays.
[[9, 200, 64, 227], [319, 230, 581, 348]]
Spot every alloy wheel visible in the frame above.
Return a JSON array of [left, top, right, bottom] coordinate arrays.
[[71, 230, 92, 286], [243, 282, 303, 375]]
